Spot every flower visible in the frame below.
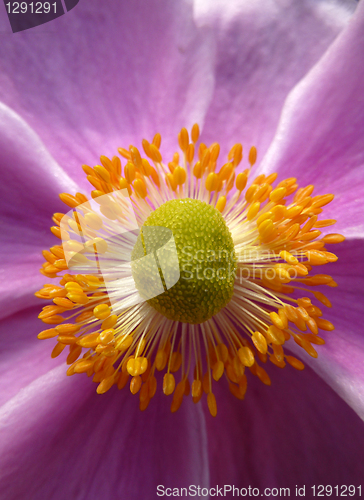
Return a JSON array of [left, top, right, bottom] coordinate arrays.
[[36, 127, 343, 417], [1, 0, 364, 498]]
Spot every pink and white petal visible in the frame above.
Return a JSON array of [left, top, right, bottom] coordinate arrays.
[[0, 103, 78, 317], [0, 307, 63, 406], [0, 0, 216, 179], [0, 102, 79, 230], [194, 0, 356, 159], [0, 260, 48, 320], [205, 361, 364, 487], [260, 1, 364, 237], [287, 238, 364, 420], [0, 369, 209, 500]]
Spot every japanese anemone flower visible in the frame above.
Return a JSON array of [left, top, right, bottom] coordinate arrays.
[[1, 0, 364, 498]]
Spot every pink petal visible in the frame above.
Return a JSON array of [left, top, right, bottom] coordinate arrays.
[[0, 369, 208, 499], [1, 357, 363, 496], [0, 0, 356, 181], [0, 0, 216, 179], [260, 1, 364, 237], [206, 361, 364, 487], [0, 104, 79, 317], [194, 0, 355, 159], [0, 103, 78, 228], [0, 261, 46, 320], [287, 238, 364, 420], [0, 308, 60, 406]]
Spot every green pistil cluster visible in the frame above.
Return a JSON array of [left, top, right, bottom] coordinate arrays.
[[132, 199, 236, 324]]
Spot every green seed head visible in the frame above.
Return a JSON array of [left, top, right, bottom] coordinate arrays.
[[131, 199, 236, 324]]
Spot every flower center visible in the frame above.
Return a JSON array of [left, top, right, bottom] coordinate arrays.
[[131, 198, 236, 323], [36, 123, 345, 417]]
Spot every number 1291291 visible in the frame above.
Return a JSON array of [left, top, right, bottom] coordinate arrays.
[[6, 2, 57, 14], [312, 485, 361, 496]]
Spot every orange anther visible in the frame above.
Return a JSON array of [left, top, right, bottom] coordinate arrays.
[[252, 331, 268, 354], [133, 178, 148, 198], [149, 144, 162, 163], [124, 162, 136, 184], [163, 373, 176, 395], [216, 196, 226, 213], [207, 392, 217, 417], [248, 146, 257, 166], [178, 128, 189, 152], [191, 123, 200, 143], [173, 166, 187, 185], [129, 146, 143, 170], [233, 143, 243, 167], [153, 132, 162, 149], [236, 172, 248, 192], [59, 193, 79, 208], [166, 173, 177, 191], [238, 346, 255, 367], [205, 172, 218, 192]]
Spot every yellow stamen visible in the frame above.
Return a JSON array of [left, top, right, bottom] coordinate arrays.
[[36, 125, 343, 416], [163, 373, 175, 396]]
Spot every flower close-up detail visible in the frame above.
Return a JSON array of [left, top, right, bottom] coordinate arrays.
[[36, 127, 344, 417], [1, 0, 364, 498]]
